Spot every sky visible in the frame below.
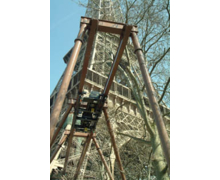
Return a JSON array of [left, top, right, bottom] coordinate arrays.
[[50, 0, 86, 94]]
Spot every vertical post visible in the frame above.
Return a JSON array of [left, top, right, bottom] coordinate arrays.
[[50, 23, 87, 142], [131, 32, 170, 168], [73, 133, 93, 180], [103, 108, 126, 180], [78, 19, 98, 93], [92, 137, 114, 180]]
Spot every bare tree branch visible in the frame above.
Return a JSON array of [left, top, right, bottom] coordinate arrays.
[[149, 47, 170, 76], [158, 77, 170, 104]]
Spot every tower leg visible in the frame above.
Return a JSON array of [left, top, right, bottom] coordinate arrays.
[[130, 32, 170, 168], [92, 137, 114, 180], [50, 22, 87, 142], [103, 108, 126, 180]]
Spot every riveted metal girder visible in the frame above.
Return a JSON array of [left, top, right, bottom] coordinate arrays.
[[80, 16, 138, 35]]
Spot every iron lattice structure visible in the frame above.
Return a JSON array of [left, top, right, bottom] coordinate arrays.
[[50, 0, 170, 179]]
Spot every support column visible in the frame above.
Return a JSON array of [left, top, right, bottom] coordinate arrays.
[[50, 22, 87, 142], [92, 137, 114, 180], [131, 32, 170, 168], [103, 108, 126, 180]]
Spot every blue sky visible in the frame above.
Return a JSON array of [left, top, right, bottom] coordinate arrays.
[[50, 0, 86, 94]]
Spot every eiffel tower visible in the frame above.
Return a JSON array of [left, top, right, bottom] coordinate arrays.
[[50, 0, 170, 179]]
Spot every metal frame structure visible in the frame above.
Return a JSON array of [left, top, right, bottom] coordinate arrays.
[[50, 16, 170, 179]]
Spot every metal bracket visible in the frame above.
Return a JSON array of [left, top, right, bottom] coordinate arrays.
[[134, 48, 143, 54], [74, 38, 84, 44]]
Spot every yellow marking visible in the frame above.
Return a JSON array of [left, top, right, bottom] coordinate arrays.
[[91, 108, 95, 112]]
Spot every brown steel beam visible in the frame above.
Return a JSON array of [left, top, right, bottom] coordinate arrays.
[[74, 132, 96, 138], [50, 104, 73, 147], [131, 32, 170, 168], [50, 23, 87, 142], [50, 128, 69, 163], [103, 25, 132, 96], [60, 131, 96, 137], [78, 19, 98, 93], [73, 132, 93, 180], [92, 137, 114, 180], [103, 108, 126, 180], [81, 17, 138, 35], [63, 124, 76, 174]]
